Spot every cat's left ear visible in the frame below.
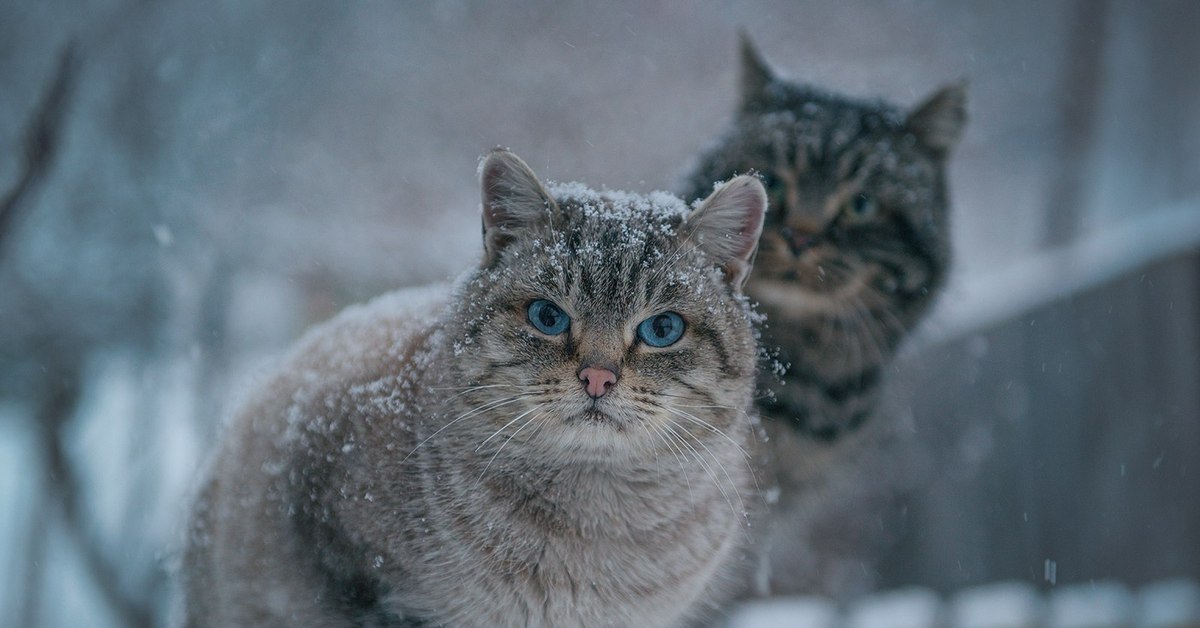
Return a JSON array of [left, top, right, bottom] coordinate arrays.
[[906, 82, 968, 157], [738, 31, 776, 110], [479, 149, 558, 266], [683, 176, 767, 291]]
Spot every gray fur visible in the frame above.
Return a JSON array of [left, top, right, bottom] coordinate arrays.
[[678, 35, 965, 595], [681, 34, 964, 442], [183, 150, 767, 627], [682, 174, 767, 290]]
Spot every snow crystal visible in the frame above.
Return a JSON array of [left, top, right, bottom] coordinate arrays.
[[548, 181, 688, 226]]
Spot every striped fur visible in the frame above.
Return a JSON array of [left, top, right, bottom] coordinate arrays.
[[182, 151, 767, 626], [681, 34, 963, 442], [678, 35, 965, 596]]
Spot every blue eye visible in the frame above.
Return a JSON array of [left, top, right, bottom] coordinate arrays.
[[637, 312, 686, 348], [527, 299, 570, 335]]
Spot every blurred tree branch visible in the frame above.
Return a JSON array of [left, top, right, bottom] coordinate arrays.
[[38, 363, 156, 628], [4, 41, 158, 627], [21, 363, 158, 627], [0, 43, 78, 261]]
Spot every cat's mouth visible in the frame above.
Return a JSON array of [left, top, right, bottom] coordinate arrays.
[[579, 409, 613, 423], [562, 399, 623, 429], [566, 407, 618, 426]]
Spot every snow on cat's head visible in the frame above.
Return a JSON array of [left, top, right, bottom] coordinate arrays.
[[440, 149, 766, 463]]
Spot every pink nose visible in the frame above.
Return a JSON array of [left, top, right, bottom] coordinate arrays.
[[579, 367, 618, 398]]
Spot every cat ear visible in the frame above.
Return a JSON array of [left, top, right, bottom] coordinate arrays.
[[906, 82, 967, 157], [738, 31, 776, 110], [683, 175, 767, 291], [479, 148, 558, 265]]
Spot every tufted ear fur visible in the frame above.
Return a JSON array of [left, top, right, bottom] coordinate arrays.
[[479, 149, 558, 266], [683, 175, 767, 291], [738, 31, 776, 111], [906, 83, 968, 157]]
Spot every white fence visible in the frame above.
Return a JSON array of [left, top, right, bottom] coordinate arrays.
[[730, 580, 1200, 628]]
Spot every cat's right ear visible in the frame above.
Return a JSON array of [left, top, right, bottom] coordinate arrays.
[[738, 31, 776, 110], [479, 149, 558, 266], [683, 175, 767, 291], [906, 82, 968, 158]]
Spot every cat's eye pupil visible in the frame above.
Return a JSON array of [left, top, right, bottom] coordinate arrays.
[[638, 312, 685, 348], [852, 194, 873, 215], [652, 315, 675, 338], [528, 300, 569, 335]]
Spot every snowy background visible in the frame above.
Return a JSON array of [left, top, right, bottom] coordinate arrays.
[[1, 1, 1198, 626]]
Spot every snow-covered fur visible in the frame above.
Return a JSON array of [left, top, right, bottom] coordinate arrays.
[[678, 35, 965, 596], [182, 150, 767, 627]]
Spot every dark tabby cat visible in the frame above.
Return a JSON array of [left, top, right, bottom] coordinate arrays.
[[183, 150, 768, 626], [679, 34, 966, 595]]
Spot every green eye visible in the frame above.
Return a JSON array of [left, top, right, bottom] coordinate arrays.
[[844, 193, 877, 220]]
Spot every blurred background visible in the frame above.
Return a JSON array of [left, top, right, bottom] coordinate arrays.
[[1, 1, 1197, 625]]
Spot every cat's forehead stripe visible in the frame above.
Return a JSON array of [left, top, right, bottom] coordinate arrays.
[[510, 197, 729, 329]]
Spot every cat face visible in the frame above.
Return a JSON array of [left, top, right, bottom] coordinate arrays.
[[444, 150, 765, 463], [687, 36, 964, 332], [745, 102, 950, 324]]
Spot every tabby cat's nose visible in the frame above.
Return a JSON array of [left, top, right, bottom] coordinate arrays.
[[579, 367, 618, 399], [781, 226, 818, 256]]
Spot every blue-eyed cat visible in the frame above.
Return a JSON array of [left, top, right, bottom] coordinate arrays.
[[679, 35, 966, 596], [182, 150, 768, 626]]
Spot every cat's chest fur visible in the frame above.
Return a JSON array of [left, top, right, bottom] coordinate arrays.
[[376, 457, 740, 627], [183, 152, 767, 628], [208, 287, 746, 628]]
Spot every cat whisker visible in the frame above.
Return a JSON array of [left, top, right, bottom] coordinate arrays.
[[635, 419, 695, 505], [819, 304, 861, 374], [861, 301, 897, 363], [660, 418, 749, 535], [434, 383, 546, 402], [474, 405, 548, 485], [663, 405, 763, 502], [845, 291, 896, 367], [663, 405, 753, 462], [652, 420, 700, 508], [475, 402, 549, 452], [827, 288, 886, 373], [858, 284, 909, 334], [840, 295, 881, 370], [652, 390, 720, 403], [430, 383, 531, 391], [403, 393, 538, 462], [646, 393, 764, 451]]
